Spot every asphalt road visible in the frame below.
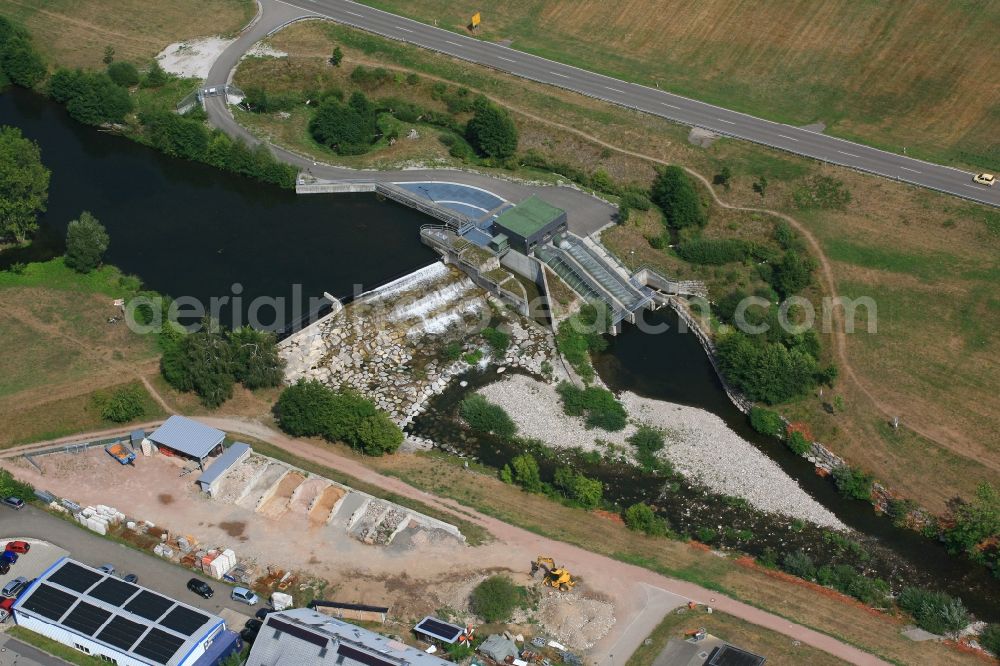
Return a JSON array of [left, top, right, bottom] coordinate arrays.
[[1, 505, 258, 620], [257, 0, 999, 208]]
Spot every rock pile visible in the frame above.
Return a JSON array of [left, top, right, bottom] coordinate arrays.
[[280, 262, 556, 426]]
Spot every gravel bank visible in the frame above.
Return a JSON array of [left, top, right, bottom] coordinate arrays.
[[477, 375, 845, 530]]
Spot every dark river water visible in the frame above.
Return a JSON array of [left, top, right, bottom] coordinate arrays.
[[2, 87, 997, 618], [0, 87, 437, 329]]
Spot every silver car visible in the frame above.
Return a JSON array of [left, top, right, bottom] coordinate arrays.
[[2, 577, 28, 598]]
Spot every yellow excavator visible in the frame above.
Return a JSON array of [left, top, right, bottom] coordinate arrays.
[[531, 556, 576, 591]]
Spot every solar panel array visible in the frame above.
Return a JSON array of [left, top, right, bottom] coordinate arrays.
[[338, 642, 401, 666], [414, 617, 462, 642], [16, 559, 222, 666]]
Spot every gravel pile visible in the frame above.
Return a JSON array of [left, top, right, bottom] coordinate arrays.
[[477, 375, 845, 529], [536, 594, 615, 650]]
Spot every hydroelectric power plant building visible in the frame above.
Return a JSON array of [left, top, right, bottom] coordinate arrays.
[[12, 557, 238, 666]]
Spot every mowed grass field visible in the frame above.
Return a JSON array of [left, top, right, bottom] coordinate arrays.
[[361, 0, 1000, 170], [238, 21, 1000, 512], [0, 262, 164, 446], [0, 0, 254, 69]]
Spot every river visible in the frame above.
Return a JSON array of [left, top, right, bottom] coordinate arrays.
[[2, 87, 997, 619], [0, 87, 437, 329]]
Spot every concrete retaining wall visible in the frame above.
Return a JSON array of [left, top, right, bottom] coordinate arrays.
[[297, 182, 377, 194]]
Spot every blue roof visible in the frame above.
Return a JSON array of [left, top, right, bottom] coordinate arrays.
[[196, 443, 251, 487], [130, 429, 146, 443], [149, 416, 225, 460]]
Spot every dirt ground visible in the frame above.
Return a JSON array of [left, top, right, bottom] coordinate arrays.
[[1, 447, 633, 656]]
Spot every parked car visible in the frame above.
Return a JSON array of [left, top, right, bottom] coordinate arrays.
[[1, 552, 18, 566], [0, 597, 15, 623], [240, 618, 263, 644], [1, 497, 24, 510], [973, 173, 996, 187], [2, 577, 28, 598], [122, 573, 138, 584], [5, 541, 30, 554], [254, 608, 274, 621], [231, 587, 259, 606], [97, 564, 115, 576], [187, 578, 214, 599], [0, 561, 9, 576]]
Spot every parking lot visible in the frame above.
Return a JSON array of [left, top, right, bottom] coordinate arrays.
[[1, 505, 255, 623]]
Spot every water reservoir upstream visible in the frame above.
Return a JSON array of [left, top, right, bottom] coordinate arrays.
[[2, 87, 996, 618]]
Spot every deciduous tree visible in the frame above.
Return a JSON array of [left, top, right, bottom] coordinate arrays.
[[0, 126, 49, 241], [64, 211, 109, 273]]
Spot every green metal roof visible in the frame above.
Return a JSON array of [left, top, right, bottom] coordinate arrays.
[[494, 196, 564, 237]]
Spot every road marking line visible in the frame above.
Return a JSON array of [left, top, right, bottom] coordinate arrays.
[[496, 56, 515, 62], [445, 40, 462, 46], [717, 118, 736, 124], [900, 166, 921, 173], [964, 184, 983, 190], [396, 26, 413, 33], [777, 134, 799, 141], [550, 71, 570, 78], [838, 150, 859, 158], [344, 10, 362, 16], [605, 86, 625, 93], [661, 103, 680, 109]]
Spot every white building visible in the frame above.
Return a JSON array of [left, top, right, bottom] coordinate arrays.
[[13, 557, 236, 666]]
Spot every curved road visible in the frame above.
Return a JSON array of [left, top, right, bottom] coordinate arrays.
[[203, 1, 616, 236], [217, 0, 999, 208]]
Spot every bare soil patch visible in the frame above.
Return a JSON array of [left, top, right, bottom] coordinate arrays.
[[258, 471, 305, 518]]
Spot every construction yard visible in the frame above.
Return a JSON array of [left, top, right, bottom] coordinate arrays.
[[0, 444, 638, 659]]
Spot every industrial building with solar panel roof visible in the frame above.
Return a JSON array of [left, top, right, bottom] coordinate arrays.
[[11, 557, 240, 666]]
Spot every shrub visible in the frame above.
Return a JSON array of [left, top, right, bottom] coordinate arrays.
[[624, 502, 668, 536], [442, 341, 462, 362], [98, 385, 146, 423], [786, 430, 811, 455], [1, 37, 45, 88], [460, 394, 517, 438], [470, 575, 520, 622], [106, 61, 140, 87], [0, 468, 33, 502], [695, 527, 717, 544], [650, 166, 706, 229], [65, 211, 109, 273], [555, 304, 609, 382], [309, 95, 378, 154], [621, 189, 651, 211], [405, 72, 420, 85], [749, 407, 784, 437], [553, 467, 602, 508], [276, 379, 337, 437], [325, 389, 402, 455], [141, 61, 169, 88], [832, 465, 874, 501], [350, 65, 392, 88], [54, 70, 134, 126], [898, 587, 969, 635], [716, 331, 820, 404], [781, 550, 815, 579], [481, 327, 510, 353], [466, 102, 518, 159], [229, 326, 284, 389], [675, 238, 754, 265], [943, 483, 1000, 569], [793, 175, 851, 210], [771, 250, 816, 298], [628, 425, 665, 470], [556, 383, 627, 432], [499, 464, 513, 484], [979, 624, 1000, 656], [511, 453, 542, 492]]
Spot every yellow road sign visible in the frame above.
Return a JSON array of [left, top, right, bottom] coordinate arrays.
[[471, 12, 481, 27]]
